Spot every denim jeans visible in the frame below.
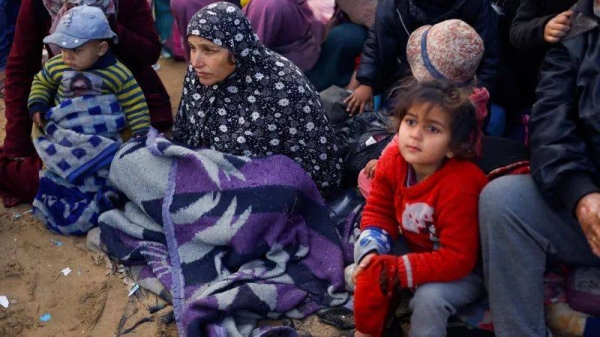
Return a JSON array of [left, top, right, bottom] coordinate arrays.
[[409, 272, 484, 337], [354, 235, 485, 337], [0, 0, 21, 70], [305, 22, 368, 92], [479, 175, 600, 337]]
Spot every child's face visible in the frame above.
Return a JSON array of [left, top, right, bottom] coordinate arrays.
[[61, 40, 107, 71], [397, 102, 454, 180]]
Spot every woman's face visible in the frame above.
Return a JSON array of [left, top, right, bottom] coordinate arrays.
[[188, 35, 236, 86]]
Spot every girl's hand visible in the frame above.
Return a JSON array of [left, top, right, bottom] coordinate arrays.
[[544, 11, 573, 43], [363, 159, 378, 179], [344, 85, 373, 116], [352, 252, 377, 283]]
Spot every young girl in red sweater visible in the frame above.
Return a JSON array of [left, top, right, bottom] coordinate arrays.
[[352, 80, 488, 337]]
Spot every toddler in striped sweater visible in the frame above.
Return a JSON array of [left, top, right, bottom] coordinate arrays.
[[28, 5, 150, 137]]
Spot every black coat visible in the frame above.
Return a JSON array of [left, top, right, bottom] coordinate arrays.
[[510, 0, 576, 53], [530, 0, 600, 213], [355, 0, 500, 95], [492, 0, 574, 113]]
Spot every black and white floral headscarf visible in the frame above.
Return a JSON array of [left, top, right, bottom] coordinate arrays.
[[172, 2, 342, 196]]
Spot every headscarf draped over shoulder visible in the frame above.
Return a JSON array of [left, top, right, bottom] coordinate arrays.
[[173, 2, 342, 196]]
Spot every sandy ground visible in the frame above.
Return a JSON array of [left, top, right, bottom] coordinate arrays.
[[0, 59, 346, 337]]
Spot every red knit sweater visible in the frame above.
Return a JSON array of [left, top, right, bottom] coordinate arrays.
[[361, 143, 488, 288], [3, 0, 172, 158]]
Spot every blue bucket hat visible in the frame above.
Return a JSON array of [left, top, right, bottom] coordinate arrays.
[[43, 5, 118, 49]]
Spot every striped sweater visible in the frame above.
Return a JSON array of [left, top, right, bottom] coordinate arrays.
[[28, 53, 150, 135]]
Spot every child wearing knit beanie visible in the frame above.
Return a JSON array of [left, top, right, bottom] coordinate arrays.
[[358, 19, 489, 199]]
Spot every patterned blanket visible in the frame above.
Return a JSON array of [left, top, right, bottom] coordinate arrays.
[[97, 130, 349, 337], [33, 94, 125, 235]]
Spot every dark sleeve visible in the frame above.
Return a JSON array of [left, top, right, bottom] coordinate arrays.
[[510, 0, 554, 52], [109, 0, 162, 70], [471, 0, 500, 96], [356, 0, 404, 94], [530, 42, 600, 213]]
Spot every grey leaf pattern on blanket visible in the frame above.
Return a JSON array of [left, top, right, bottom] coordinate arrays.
[[178, 197, 252, 264]]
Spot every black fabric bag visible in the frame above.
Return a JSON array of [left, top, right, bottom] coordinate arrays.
[[320, 85, 396, 187], [342, 111, 394, 187]]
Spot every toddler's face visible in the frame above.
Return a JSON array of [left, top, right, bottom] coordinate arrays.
[[397, 102, 454, 180], [61, 40, 106, 71]]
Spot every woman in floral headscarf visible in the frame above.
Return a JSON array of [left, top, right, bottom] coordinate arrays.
[[172, 2, 342, 196], [0, 0, 172, 207]]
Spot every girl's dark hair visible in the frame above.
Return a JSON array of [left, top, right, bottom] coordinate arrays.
[[392, 80, 479, 160]]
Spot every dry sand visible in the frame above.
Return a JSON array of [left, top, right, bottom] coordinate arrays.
[[0, 59, 346, 337]]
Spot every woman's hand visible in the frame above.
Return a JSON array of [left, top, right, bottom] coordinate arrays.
[[344, 84, 373, 116], [576, 192, 600, 257], [352, 252, 377, 283], [544, 11, 573, 43]]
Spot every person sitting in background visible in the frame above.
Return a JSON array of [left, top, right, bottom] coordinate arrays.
[[0, 0, 21, 97], [243, 0, 325, 72], [357, 19, 489, 198], [305, 0, 377, 91], [509, 0, 577, 108], [170, 0, 240, 63], [480, 0, 600, 335], [344, 0, 500, 116], [488, 0, 575, 138]]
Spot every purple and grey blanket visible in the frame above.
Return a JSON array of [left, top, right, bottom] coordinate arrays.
[[97, 129, 349, 337]]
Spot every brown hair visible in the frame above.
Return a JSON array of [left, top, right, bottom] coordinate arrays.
[[392, 80, 479, 160]]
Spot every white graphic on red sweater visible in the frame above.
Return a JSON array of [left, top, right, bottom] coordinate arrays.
[[401, 203, 434, 234]]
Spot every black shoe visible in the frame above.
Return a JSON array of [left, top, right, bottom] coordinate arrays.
[[316, 306, 355, 330]]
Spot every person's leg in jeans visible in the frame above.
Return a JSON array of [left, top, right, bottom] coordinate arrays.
[[0, 0, 20, 70], [409, 272, 484, 337], [0, 0, 20, 96], [305, 22, 368, 91], [479, 175, 600, 337], [0, 0, 9, 71]]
